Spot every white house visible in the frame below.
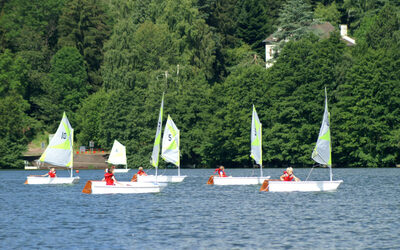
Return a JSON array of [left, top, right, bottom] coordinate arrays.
[[263, 23, 356, 68]]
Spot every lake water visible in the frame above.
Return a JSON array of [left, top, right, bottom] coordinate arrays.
[[0, 168, 399, 249]]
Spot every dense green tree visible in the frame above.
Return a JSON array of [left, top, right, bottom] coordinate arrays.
[[0, 50, 30, 97], [155, 0, 217, 81], [314, 2, 341, 26], [0, 94, 30, 168], [75, 88, 109, 146], [334, 46, 400, 168], [0, 0, 65, 52], [342, 0, 388, 30], [102, 20, 179, 90], [58, 0, 111, 88], [236, 0, 284, 53], [273, 0, 315, 46], [36, 47, 88, 131], [0, 50, 32, 168], [364, 3, 400, 50]]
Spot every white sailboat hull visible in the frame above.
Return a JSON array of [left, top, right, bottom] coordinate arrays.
[[137, 175, 186, 183], [212, 176, 271, 185], [82, 181, 166, 194], [25, 176, 80, 185], [113, 169, 130, 173], [264, 180, 343, 192]]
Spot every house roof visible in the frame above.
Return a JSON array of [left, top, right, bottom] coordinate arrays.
[[263, 22, 355, 45]]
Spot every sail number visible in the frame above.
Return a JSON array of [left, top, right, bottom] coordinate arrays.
[[61, 132, 67, 139], [168, 134, 172, 141]]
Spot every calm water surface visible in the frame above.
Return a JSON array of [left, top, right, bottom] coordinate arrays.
[[0, 168, 399, 249]]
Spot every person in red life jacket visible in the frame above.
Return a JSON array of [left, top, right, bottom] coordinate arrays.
[[41, 168, 57, 178], [280, 167, 300, 182], [102, 167, 118, 185], [213, 165, 228, 177], [137, 166, 147, 176]]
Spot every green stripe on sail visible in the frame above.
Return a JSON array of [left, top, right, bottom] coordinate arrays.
[[39, 152, 46, 162], [319, 130, 330, 141], [50, 140, 70, 150], [251, 136, 260, 146], [167, 140, 177, 150], [167, 123, 177, 137]]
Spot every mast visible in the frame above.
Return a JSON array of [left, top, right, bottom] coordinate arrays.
[[260, 123, 263, 177], [71, 128, 74, 178], [178, 129, 180, 176], [151, 93, 164, 181]]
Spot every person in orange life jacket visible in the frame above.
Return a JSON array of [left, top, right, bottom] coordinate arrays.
[[280, 167, 300, 182], [42, 167, 57, 178], [213, 165, 228, 177], [137, 166, 147, 176], [102, 167, 118, 185]]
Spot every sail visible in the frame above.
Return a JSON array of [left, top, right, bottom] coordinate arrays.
[[39, 112, 73, 167], [107, 140, 127, 165], [312, 88, 332, 167], [250, 105, 262, 166], [161, 115, 180, 167], [150, 93, 164, 167]]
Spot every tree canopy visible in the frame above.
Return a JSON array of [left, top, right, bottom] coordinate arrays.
[[1, 0, 399, 168]]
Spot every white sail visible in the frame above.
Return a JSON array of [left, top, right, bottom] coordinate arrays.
[[250, 105, 262, 165], [107, 140, 127, 166], [312, 88, 332, 180], [161, 115, 180, 167], [150, 93, 164, 168], [250, 105, 263, 177], [39, 112, 73, 167]]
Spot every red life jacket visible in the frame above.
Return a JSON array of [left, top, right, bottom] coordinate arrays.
[[137, 170, 147, 176], [218, 169, 227, 177], [48, 171, 56, 178], [283, 173, 294, 181], [104, 173, 114, 185]]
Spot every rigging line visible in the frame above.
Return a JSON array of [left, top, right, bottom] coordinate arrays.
[[305, 165, 318, 181]]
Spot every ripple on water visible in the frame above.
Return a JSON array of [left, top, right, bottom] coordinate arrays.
[[1, 168, 400, 249]]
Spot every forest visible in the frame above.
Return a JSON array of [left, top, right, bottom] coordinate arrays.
[[0, 0, 399, 169]]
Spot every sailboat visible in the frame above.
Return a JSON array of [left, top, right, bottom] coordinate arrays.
[[25, 112, 80, 184], [136, 115, 187, 183], [261, 88, 343, 192], [82, 104, 166, 194], [132, 94, 186, 183], [108, 140, 130, 173], [209, 105, 270, 185]]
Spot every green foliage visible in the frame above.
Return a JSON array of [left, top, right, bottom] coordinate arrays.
[[0, 0, 65, 52], [273, 0, 315, 44], [364, 4, 400, 49], [314, 2, 341, 26], [102, 20, 178, 89], [75, 88, 109, 146], [1, 0, 400, 169], [334, 47, 400, 167], [0, 94, 30, 168], [58, 0, 111, 88], [0, 50, 30, 97], [36, 47, 88, 131], [236, 0, 284, 52]]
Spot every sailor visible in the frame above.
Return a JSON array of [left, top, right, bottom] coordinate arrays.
[[137, 166, 147, 176], [214, 165, 228, 177], [280, 167, 300, 182], [42, 168, 57, 178], [102, 167, 117, 185]]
